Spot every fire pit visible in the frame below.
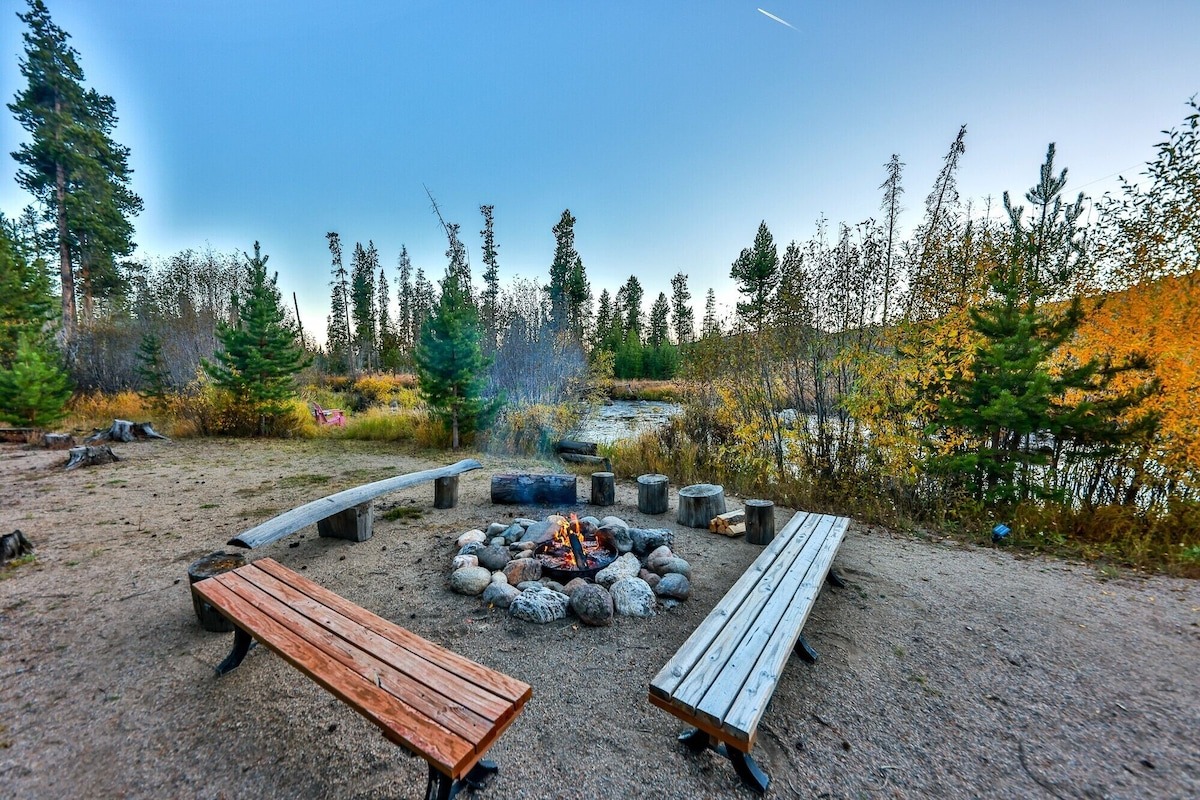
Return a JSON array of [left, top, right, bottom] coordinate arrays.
[[533, 513, 617, 583]]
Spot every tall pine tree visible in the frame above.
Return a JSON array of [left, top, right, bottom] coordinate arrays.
[[731, 221, 779, 334], [547, 210, 577, 333], [350, 241, 379, 370], [669, 271, 694, 345], [479, 204, 500, 354], [325, 232, 353, 374]]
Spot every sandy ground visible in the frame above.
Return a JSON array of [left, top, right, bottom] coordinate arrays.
[[0, 437, 1197, 800]]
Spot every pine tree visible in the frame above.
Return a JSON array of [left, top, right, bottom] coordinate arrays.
[[616, 275, 644, 338], [594, 289, 617, 352], [702, 288, 721, 337], [412, 267, 434, 343], [134, 331, 170, 400], [479, 204, 500, 354], [613, 329, 644, 379], [567, 255, 591, 342], [0, 216, 55, 364], [547, 210, 577, 333], [205, 243, 311, 435], [648, 292, 670, 348], [669, 271, 694, 345], [377, 265, 401, 371], [731, 221, 779, 334], [443, 222, 473, 307], [350, 241, 379, 370], [0, 333, 72, 428], [414, 269, 494, 450], [880, 154, 905, 324], [397, 245, 414, 353], [325, 232, 353, 373]]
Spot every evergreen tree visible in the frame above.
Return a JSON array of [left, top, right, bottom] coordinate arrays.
[[702, 288, 721, 337], [0, 216, 54, 364], [325, 232, 353, 373], [648, 292, 670, 348], [0, 333, 72, 428], [547, 209, 577, 333], [479, 204, 500, 354], [880, 154, 905, 324], [616, 275, 644, 338], [669, 271, 694, 345], [443, 222, 473, 306], [613, 329, 644, 379], [205, 243, 311, 435], [412, 267, 435, 343], [377, 266, 401, 371], [567, 254, 591, 342], [593, 289, 618, 353], [350, 241, 379, 370], [9, 0, 142, 341], [397, 245, 414, 352], [414, 269, 494, 450], [134, 331, 170, 400], [731, 221, 779, 333]]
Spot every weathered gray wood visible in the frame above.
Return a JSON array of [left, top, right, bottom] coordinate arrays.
[[709, 508, 745, 533], [86, 419, 169, 443], [1, 529, 35, 565], [590, 472, 615, 507], [677, 484, 727, 528], [559, 453, 612, 471], [555, 440, 598, 456], [489, 473, 576, 505], [317, 501, 374, 542], [745, 499, 775, 545], [434, 475, 459, 509], [42, 432, 76, 449], [64, 444, 120, 470], [637, 474, 669, 514], [229, 459, 482, 549], [187, 551, 247, 631]]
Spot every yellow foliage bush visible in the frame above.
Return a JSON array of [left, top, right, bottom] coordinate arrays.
[[66, 391, 154, 431]]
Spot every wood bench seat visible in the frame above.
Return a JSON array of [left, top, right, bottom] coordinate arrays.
[[649, 511, 849, 793], [193, 558, 531, 799]]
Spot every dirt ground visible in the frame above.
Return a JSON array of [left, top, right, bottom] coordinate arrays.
[[1, 437, 1197, 800]]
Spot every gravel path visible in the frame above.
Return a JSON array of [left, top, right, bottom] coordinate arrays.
[[1, 438, 1196, 799]]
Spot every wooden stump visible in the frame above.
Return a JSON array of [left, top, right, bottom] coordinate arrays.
[[42, 433, 76, 449], [745, 499, 776, 545], [318, 501, 374, 542], [1, 529, 35, 566], [637, 474, 670, 515], [86, 419, 169, 443], [677, 484, 727, 528], [433, 475, 459, 509], [490, 473, 577, 505], [64, 444, 120, 471], [188, 551, 247, 632], [591, 472, 615, 507]]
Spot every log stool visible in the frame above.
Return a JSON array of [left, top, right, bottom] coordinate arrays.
[[677, 484, 727, 528], [188, 551, 247, 631], [434, 475, 460, 509], [591, 472, 615, 507], [637, 474, 669, 515], [745, 499, 776, 545]]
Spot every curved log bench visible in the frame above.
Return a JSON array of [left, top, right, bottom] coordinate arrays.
[[228, 459, 482, 549]]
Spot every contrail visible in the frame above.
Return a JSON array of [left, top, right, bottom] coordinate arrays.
[[757, 8, 798, 31]]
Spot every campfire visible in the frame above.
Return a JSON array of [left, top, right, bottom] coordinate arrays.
[[533, 513, 617, 582]]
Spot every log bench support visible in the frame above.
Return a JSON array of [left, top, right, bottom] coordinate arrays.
[[433, 475, 459, 509], [195, 558, 531, 799], [317, 501, 374, 542], [649, 511, 850, 794]]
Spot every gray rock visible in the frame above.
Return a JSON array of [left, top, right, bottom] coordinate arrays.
[[456, 529, 487, 548], [580, 515, 601, 528], [482, 582, 520, 608], [646, 545, 674, 566], [514, 518, 538, 528], [562, 577, 589, 597], [516, 581, 542, 591], [457, 542, 484, 557], [486, 522, 509, 539], [597, 524, 633, 554], [595, 552, 641, 587], [610, 577, 656, 617], [598, 515, 629, 530], [503, 557, 542, 585], [449, 566, 492, 596], [570, 584, 614, 627], [491, 571, 508, 584], [508, 541, 529, 553], [654, 572, 690, 600], [643, 572, 661, 590], [519, 520, 556, 545], [544, 580, 565, 594], [653, 556, 692, 580], [477, 545, 512, 572], [502, 523, 525, 544], [490, 536, 508, 548], [451, 554, 478, 571], [509, 588, 570, 623], [629, 527, 673, 555]]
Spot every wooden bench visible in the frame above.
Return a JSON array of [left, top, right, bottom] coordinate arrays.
[[193, 558, 531, 799], [648, 511, 849, 794], [228, 459, 481, 548]]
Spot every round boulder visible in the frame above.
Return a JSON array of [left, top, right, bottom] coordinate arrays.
[[595, 552, 640, 588], [482, 582, 520, 609], [610, 577, 656, 617], [509, 587, 570, 624], [477, 545, 512, 572], [449, 566, 492, 596], [654, 572, 691, 600], [451, 554, 478, 571], [503, 557, 542, 585], [456, 529, 487, 548], [570, 584, 614, 627]]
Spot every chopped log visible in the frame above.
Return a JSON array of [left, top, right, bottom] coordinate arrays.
[[433, 475, 459, 509], [42, 433, 76, 449], [490, 473, 577, 505], [1, 529, 35, 565], [677, 483, 727, 529], [591, 471, 616, 507], [745, 499, 776, 545], [187, 551, 247, 631], [637, 474, 670, 515], [709, 508, 746, 534], [86, 419, 170, 443], [726, 522, 747, 537], [556, 440, 599, 456], [64, 444, 120, 471], [560, 452, 612, 471]]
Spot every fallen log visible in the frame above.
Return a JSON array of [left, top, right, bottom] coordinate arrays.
[[556, 440, 599, 456], [86, 419, 170, 443], [490, 473, 577, 505], [709, 508, 746, 534], [1, 529, 35, 565], [0, 427, 35, 443], [559, 452, 612, 471], [65, 444, 120, 471]]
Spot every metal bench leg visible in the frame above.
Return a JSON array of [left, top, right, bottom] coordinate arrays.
[[678, 727, 711, 753], [827, 569, 846, 588], [795, 634, 819, 663], [722, 744, 770, 795], [215, 627, 256, 675], [425, 760, 499, 800]]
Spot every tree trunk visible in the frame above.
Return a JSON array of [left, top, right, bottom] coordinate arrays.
[[490, 473, 577, 505], [677, 484, 726, 528], [55, 154, 75, 343], [556, 440, 598, 456], [64, 445, 120, 470], [745, 499, 776, 545], [434, 475, 459, 509], [187, 551, 247, 632], [637, 474, 669, 515]]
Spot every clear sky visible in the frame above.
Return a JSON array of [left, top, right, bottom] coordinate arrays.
[[3, 1, 1198, 337]]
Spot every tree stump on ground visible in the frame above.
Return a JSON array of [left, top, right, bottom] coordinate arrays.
[[677, 484, 727, 528], [64, 444, 120, 471], [745, 499, 776, 545], [42, 433, 76, 449], [591, 472, 615, 507], [187, 551, 247, 632], [1, 529, 35, 566], [434, 475, 459, 509], [86, 419, 169, 443], [637, 474, 670, 515], [490, 473, 577, 505]]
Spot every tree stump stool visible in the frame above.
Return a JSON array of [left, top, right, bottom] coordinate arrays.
[[637, 474, 670, 515], [318, 501, 374, 542], [677, 484, 727, 528], [434, 475, 459, 509], [591, 472, 615, 506], [188, 551, 247, 631], [745, 499, 776, 545]]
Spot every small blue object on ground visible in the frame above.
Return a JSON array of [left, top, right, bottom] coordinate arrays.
[[992, 523, 1011, 543]]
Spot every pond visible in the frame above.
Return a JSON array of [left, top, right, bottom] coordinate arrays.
[[571, 400, 683, 445]]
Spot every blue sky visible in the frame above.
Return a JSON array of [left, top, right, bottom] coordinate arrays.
[[3, 1, 1198, 337]]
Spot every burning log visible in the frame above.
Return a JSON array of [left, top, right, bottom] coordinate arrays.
[[678, 484, 727, 529], [746, 499, 776, 545], [709, 508, 746, 534], [86, 419, 169, 443], [567, 530, 588, 570], [490, 473, 577, 505], [64, 444, 120, 471]]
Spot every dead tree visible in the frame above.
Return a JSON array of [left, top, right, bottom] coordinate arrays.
[[86, 419, 170, 443]]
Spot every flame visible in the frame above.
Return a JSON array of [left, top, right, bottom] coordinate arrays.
[[552, 513, 584, 568]]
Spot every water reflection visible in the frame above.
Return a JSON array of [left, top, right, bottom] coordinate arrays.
[[571, 400, 682, 445]]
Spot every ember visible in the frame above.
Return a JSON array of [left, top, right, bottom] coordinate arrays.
[[534, 513, 617, 582]]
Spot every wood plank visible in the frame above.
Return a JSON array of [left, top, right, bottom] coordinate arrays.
[[693, 515, 840, 734], [239, 564, 514, 724], [254, 559, 530, 704], [648, 693, 757, 752], [228, 459, 482, 549], [722, 516, 848, 738], [667, 514, 825, 711], [194, 578, 474, 776], [650, 511, 813, 699]]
